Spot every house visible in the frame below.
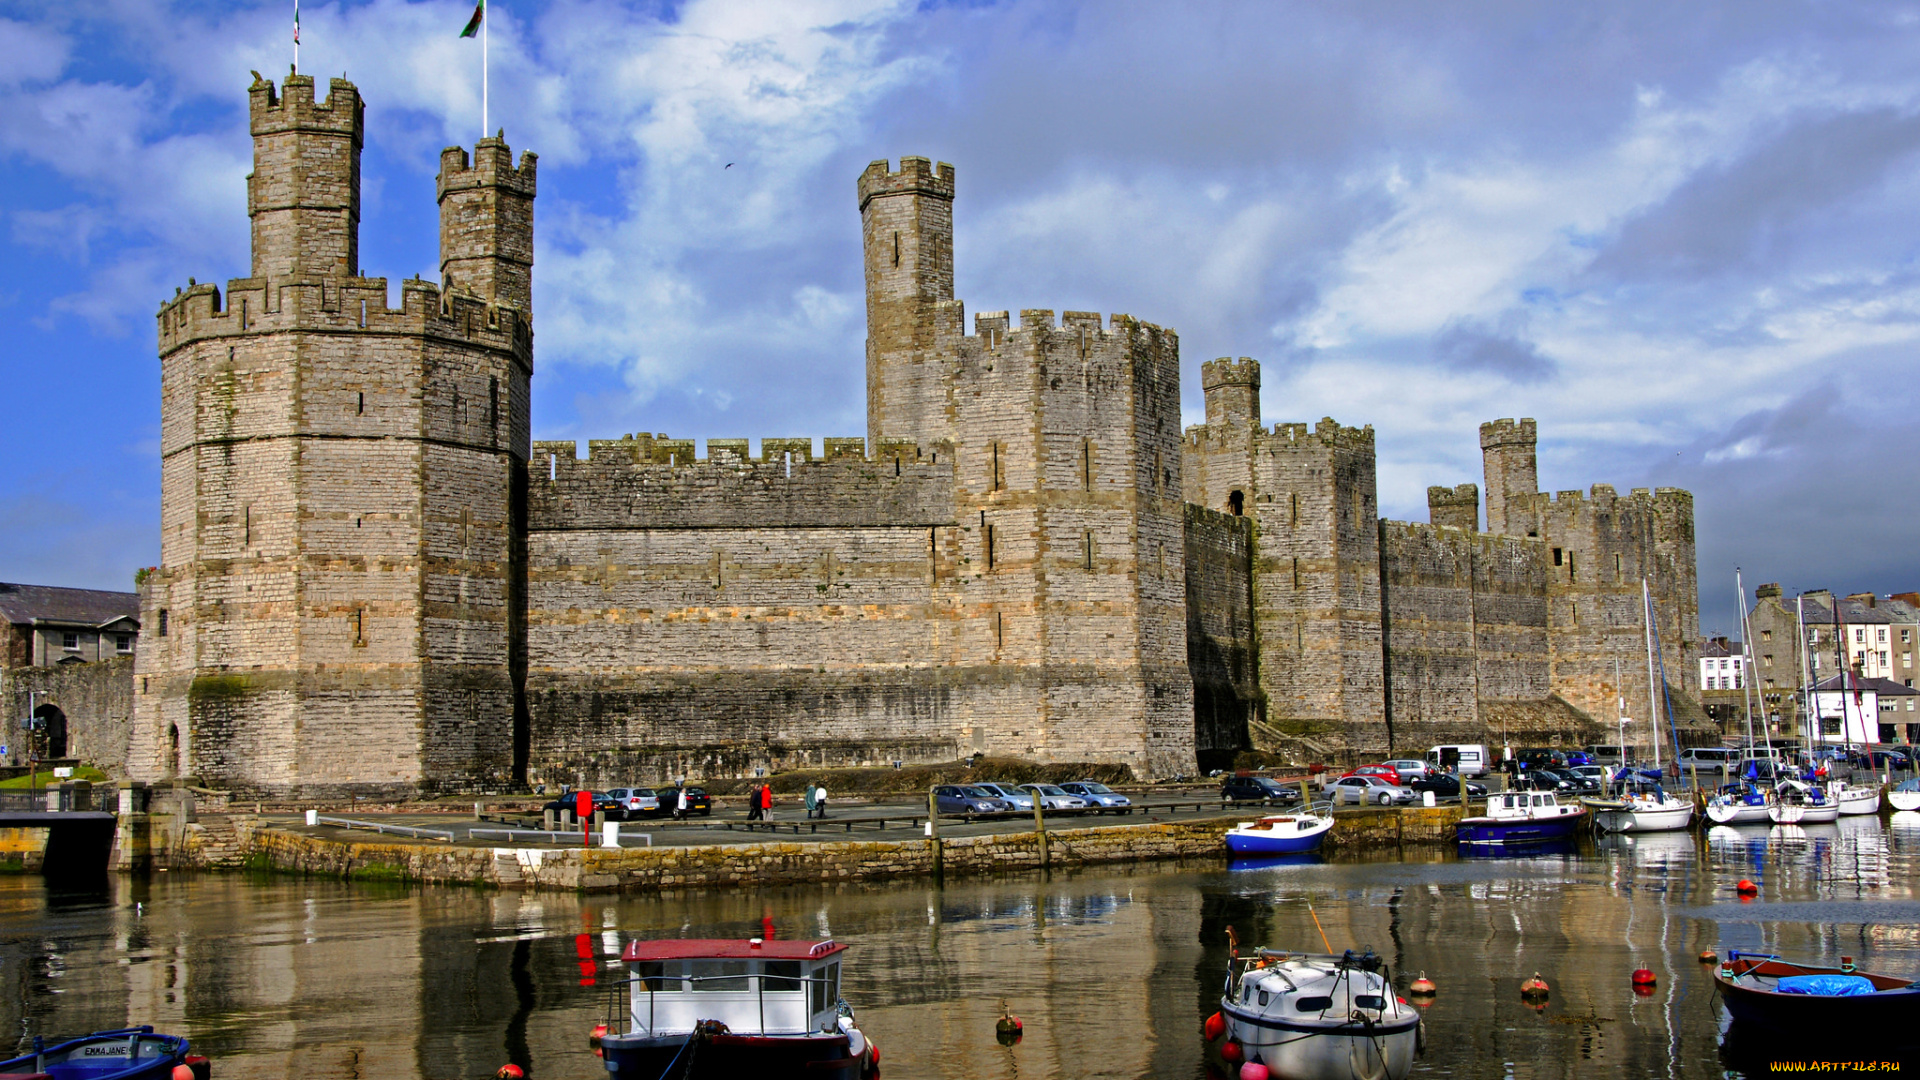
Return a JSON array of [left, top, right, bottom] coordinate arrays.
[[0, 582, 140, 667], [1808, 674, 1920, 747], [0, 582, 140, 769]]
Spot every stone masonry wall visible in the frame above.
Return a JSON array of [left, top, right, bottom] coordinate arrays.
[[1, 658, 136, 774]]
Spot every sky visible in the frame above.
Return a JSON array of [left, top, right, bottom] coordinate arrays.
[[1, 0, 1917, 638]]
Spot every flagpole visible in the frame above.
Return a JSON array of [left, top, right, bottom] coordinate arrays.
[[293, 0, 300, 74], [482, 4, 489, 138]]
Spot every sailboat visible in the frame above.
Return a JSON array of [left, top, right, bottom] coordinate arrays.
[[1708, 569, 1778, 825], [1590, 581, 1695, 833]]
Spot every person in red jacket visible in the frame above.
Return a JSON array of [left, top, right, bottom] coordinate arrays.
[[760, 784, 774, 819]]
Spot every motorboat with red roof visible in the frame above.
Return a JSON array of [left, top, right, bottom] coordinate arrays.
[[595, 938, 878, 1079]]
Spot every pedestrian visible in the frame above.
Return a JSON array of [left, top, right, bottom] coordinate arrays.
[[760, 783, 774, 820], [815, 783, 828, 818], [746, 784, 764, 821], [804, 784, 819, 819], [675, 784, 689, 821]]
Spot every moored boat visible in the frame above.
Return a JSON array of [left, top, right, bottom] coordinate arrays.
[[1768, 779, 1839, 825], [0, 1027, 207, 1080], [1207, 945, 1421, 1080], [1705, 784, 1771, 825], [1587, 794, 1693, 833], [1892, 780, 1920, 812], [597, 938, 877, 1080], [1713, 950, 1920, 1053], [1457, 791, 1588, 847], [1225, 811, 1334, 855], [1835, 781, 1882, 816]]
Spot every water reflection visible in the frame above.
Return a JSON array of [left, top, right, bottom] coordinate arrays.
[[0, 820, 1915, 1078]]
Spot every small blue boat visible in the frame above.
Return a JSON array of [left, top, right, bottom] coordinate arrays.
[[1224, 811, 1334, 855], [1456, 791, 1588, 847], [0, 1027, 204, 1079]]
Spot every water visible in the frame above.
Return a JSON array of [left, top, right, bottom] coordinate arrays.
[[4, 814, 1920, 1079]]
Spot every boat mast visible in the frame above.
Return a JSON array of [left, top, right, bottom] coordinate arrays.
[[1832, 595, 1852, 753], [1615, 657, 1628, 768], [1644, 578, 1661, 773], [1796, 595, 1812, 749], [1736, 568, 1758, 752]]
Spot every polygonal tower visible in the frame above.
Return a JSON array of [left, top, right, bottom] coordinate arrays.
[[133, 75, 535, 797]]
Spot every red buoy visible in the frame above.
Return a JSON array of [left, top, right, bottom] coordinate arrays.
[[1699, 950, 1718, 964], [496, 1067, 526, 1080], [1736, 879, 1758, 895], [1222, 1040, 1244, 1063], [172, 1067, 195, 1080], [1204, 1011, 1227, 1041], [1240, 1062, 1271, 1080], [1632, 968, 1655, 986], [1409, 972, 1436, 995], [1520, 973, 1550, 999]]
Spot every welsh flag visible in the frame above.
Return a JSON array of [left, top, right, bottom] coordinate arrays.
[[459, 0, 484, 38]]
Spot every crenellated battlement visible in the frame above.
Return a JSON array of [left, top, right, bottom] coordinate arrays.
[[534, 434, 953, 470], [1479, 417, 1537, 449], [438, 139, 538, 199], [857, 157, 955, 211], [155, 274, 531, 364], [248, 73, 362, 136], [1201, 356, 1260, 389], [950, 307, 1173, 346], [1267, 417, 1375, 452]]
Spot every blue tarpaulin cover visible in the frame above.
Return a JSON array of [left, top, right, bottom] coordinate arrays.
[[1774, 975, 1878, 996]]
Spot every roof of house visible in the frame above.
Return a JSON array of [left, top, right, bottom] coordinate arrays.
[[1700, 639, 1744, 657], [1790, 594, 1920, 626], [0, 582, 140, 629], [1812, 674, 1919, 696]]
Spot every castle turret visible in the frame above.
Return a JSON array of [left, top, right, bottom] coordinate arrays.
[[860, 157, 955, 446], [247, 73, 363, 279], [1428, 483, 1479, 532], [438, 137, 538, 313], [1202, 357, 1260, 430], [1480, 418, 1537, 537]]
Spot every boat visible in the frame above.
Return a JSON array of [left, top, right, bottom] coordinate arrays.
[[1768, 779, 1839, 825], [596, 938, 878, 1080], [1224, 810, 1333, 855], [1587, 793, 1693, 833], [1457, 791, 1588, 847], [1835, 781, 1882, 816], [1892, 779, 1920, 812], [1705, 784, 1771, 825], [1713, 950, 1920, 1053], [0, 1027, 207, 1080], [1207, 945, 1422, 1080]]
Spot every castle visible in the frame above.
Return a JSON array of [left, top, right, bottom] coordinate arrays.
[[131, 77, 1700, 797]]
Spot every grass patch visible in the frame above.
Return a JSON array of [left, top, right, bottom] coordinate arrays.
[[0, 765, 109, 789], [348, 862, 413, 884], [0, 859, 27, 874]]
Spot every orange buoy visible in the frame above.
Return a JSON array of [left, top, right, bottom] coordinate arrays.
[[1699, 950, 1718, 964], [1409, 972, 1436, 996], [1204, 1011, 1228, 1041], [1736, 879, 1758, 895], [172, 1067, 195, 1080]]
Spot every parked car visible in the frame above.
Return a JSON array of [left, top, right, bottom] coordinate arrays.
[[935, 785, 1014, 816], [1060, 781, 1133, 813], [973, 782, 1036, 811], [654, 786, 712, 816], [542, 790, 622, 820], [1851, 748, 1908, 770], [1516, 748, 1568, 770], [1677, 747, 1741, 775], [1427, 743, 1490, 778], [1381, 759, 1430, 782], [1564, 751, 1592, 766], [1567, 765, 1609, 785], [1325, 774, 1416, 806], [1221, 775, 1301, 803], [1019, 784, 1091, 812], [1525, 768, 1601, 796], [1320, 766, 1404, 794], [1407, 772, 1487, 800], [605, 787, 662, 820]]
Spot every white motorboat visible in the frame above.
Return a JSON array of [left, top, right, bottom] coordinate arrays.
[[1208, 945, 1421, 1080], [1890, 779, 1920, 812], [1589, 794, 1694, 832], [1706, 786, 1772, 825], [1835, 782, 1882, 816], [1768, 780, 1839, 825]]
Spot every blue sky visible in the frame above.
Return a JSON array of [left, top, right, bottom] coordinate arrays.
[[3, 0, 1918, 636]]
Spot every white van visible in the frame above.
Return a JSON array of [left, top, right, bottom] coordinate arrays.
[[1677, 747, 1740, 775], [1425, 744, 1488, 778]]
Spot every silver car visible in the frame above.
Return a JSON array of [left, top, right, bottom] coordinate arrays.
[[1060, 781, 1132, 813], [1019, 783, 1090, 812], [973, 782, 1036, 811], [1324, 774, 1415, 806], [1381, 759, 1429, 782]]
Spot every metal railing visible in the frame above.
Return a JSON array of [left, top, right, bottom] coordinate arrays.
[[312, 816, 454, 842], [470, 828, 653, 847]]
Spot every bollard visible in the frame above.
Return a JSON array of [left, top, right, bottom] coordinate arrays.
[[927, 788, 943, 879], [544, 809, 557, 831], [1422, 790, 1436, 808], [601, 821, 621, 849], [475, 801, 485, 821], [1032, 794, 1050, 871], [305, 809, 318, 826]]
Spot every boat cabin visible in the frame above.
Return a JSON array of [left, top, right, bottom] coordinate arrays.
[[621, 939, 847, 1038], [1484, 792, 1581, 819]]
